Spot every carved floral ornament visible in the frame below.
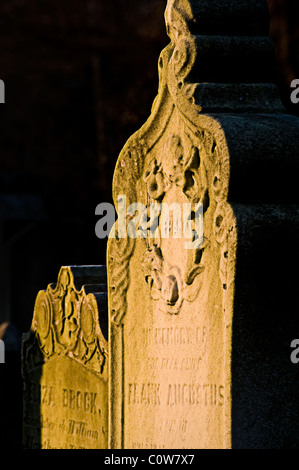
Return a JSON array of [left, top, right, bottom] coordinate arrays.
[[30, 267, 107, 375], [140, 120, 236, 316], [140, 132, 208, 315]]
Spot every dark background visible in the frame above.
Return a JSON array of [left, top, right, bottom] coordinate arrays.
[[0, 0, 168, 334], [0, 0, 298, 335], [0, 0, 298, 450]]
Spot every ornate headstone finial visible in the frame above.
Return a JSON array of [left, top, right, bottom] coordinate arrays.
[[26, 265, 108, 375]]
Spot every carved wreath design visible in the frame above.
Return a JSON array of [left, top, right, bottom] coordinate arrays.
[[141, 133, 210, 315]]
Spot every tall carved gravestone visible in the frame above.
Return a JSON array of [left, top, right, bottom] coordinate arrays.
[[22, 266, 108, 449], [108, 0, 299, 449]]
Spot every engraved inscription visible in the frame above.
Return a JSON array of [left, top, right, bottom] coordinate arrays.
[[23, 381, 106, 449], [147, 356, 203, 372], [143, 326, 207, 346], [127, 382, 224, 407], [24, 382, 55, 407], [132, 418, 189, 448], [68, 420, 99, 440], [62, 388, 99, 414], [128, 383, 161, 405], [167, 383, 224, 406], [22, 353, 108, 449]]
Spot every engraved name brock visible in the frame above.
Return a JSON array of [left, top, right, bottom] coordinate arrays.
[[128, 383, 224, 407], [25, 383, 102, 415], [24, 384, 106, 447]]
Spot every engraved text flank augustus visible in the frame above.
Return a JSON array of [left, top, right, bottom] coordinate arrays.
[[128, 383, 224, 407]]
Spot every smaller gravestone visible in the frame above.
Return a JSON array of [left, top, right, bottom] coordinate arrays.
[[22, 265, 108, 449]]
